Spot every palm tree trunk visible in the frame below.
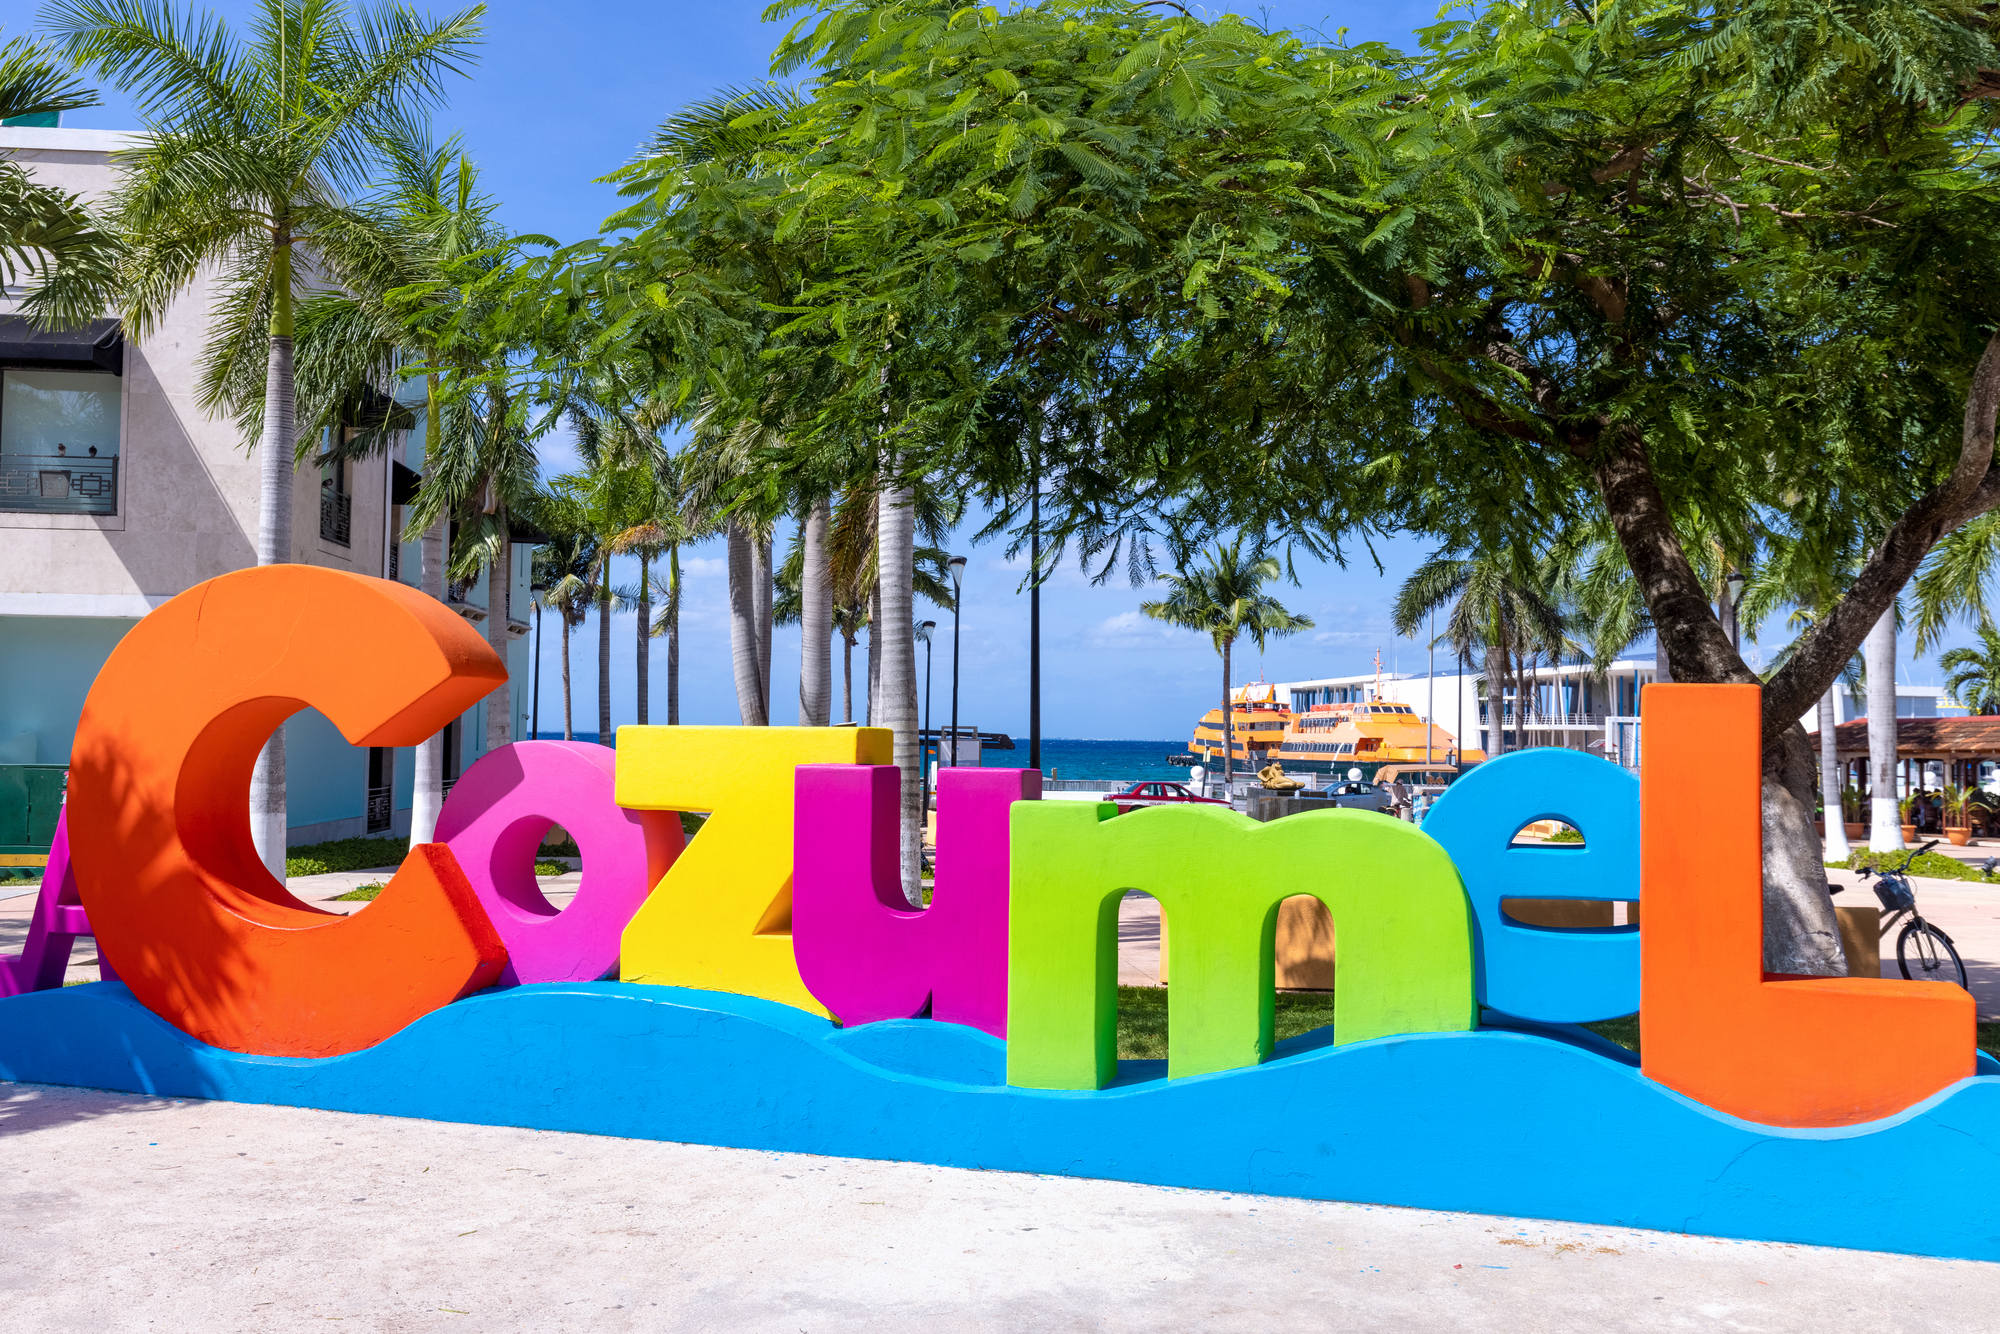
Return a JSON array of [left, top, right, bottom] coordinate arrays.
[[877, 482, 922, 903], [667, 545, 680, 726], [486, 528, 512, 753], [841, 629, 854, 724], [756, 528, 774, 716], [1866, 607, 1903, 851], [726, 519, 767, 725], [597, 577, 613, 744], [866, 581, 881, 726], [410, 374, 447, 848], [561, 618, 574, 741], [1485, 644, 1509, 759], [249, 247, 294, 879], [1820, 687, 1851, 862], [1221, 637, 1235, 787], [799, 499, 832, 725], [636, 552, 651, 726]]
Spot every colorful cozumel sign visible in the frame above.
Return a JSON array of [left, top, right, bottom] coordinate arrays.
[[1, 566, 1994, 1262]]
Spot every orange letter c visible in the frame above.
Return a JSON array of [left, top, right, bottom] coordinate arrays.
[[69, 566, 509, 1057]]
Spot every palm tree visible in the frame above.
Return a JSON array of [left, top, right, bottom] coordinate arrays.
[[1, 32, 115, 305], [47, 0, 483, 874], [286, 125, 503, 844], [548, 453, 648, 744], [776, 498, 955, 725], [1864, 606, 1903, 851], [1142, 542, 1315, 786], [1393, 548, 1566, 760], [531, 528, 596, 742], [1942, 629, 2000, 716]]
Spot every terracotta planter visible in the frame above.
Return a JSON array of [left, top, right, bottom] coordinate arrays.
[[1845, 822, 1866, 840], [1902, 823, 1919, 842], [1948, 827, 1973, 847]]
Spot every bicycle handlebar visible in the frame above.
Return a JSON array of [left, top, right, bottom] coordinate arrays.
[[1884, 839, 1940, 877]]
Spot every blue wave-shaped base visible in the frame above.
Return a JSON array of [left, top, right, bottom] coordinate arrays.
[[5, 982, 1999, 1261]]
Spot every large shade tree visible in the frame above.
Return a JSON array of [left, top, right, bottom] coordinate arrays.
[[738, 0, 2000, 976]]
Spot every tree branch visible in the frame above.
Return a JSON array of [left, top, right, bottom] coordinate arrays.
[[1763, 331, 2000, 727]]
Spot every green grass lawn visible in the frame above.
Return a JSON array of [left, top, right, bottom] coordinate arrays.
[[1115, 986, 1338, 1059], [1827, 849, 2000, 882]]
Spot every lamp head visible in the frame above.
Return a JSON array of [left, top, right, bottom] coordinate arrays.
[[948, 556, 967, 588], [920, 619, 936, 632], [1726, 569, 1747, 606]]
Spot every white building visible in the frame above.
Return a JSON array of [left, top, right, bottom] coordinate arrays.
[[1, 124, 533, 848], [1274, 660, 1960, 772]]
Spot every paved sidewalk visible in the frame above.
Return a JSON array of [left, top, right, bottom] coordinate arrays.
[[1, 1082, 1994, 1332]]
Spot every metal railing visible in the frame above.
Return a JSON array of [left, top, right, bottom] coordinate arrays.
[[320, 489, 351, 546], [0, 454, 117, 516], [1479, 704, 1607, 728]]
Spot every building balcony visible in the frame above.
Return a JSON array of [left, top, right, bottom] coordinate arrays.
[[0, 454, 117, 516], [320, 489, 351, 546]]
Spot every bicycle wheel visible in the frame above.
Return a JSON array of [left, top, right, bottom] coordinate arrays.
[[1897, 921, 1968, 989]]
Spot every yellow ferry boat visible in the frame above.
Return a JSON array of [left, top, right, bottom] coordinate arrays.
[[1270, 697, 1484, 780], [1188, 684, 1293, 770]]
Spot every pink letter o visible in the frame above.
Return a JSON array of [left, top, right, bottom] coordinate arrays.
[[436, 741, 681, 985]]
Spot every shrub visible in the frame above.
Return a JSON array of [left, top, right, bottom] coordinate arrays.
[[285, 857, 333, 877]]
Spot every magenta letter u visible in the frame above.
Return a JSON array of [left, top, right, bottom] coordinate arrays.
[[793, 765, 1039, 1036]]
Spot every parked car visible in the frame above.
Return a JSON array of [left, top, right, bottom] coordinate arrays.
[[1106, 780, 1233, 815]]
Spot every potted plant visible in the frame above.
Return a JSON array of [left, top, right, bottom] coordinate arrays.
[[1945, 786, 1975, 846], [1842, 784, 1866, 840], [1900, 792, 1922, 843]]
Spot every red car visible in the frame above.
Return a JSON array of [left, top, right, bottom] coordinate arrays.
[[1107, 780, 1232, 816]]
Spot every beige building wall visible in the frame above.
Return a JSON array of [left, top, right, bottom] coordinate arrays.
[[0, 126, 391, 616], [1, 126, 530, 843]]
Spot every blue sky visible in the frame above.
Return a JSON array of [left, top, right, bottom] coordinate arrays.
[[60, 1, 1971, 739]]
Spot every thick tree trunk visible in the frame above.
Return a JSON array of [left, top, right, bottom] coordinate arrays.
[[636, 552, 650, 726], [727, 519, 768, 726], [877, 482, 922, 904], [799, 499, 832, 725], [1765, 723, 1847, 974], [249, 322, 294, 880], [410, 377, 446, 848], [1591, 424, 1845, 976], [1866, 608, 1904, 852], [487, 530, 512, 753], [1820, 688, 1851, 862]]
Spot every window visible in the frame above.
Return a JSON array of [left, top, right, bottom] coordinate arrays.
[[0, 368, 121, 515]]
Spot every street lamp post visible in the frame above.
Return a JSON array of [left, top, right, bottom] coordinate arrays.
[[919, 619, 937, 798], [948, 556, 967, 767]]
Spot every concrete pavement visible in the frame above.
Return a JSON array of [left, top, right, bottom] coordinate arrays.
[[2, 1081, 1995, 1332]]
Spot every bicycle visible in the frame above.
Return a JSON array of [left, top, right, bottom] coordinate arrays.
[[1833, 839, 1969, 989]]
